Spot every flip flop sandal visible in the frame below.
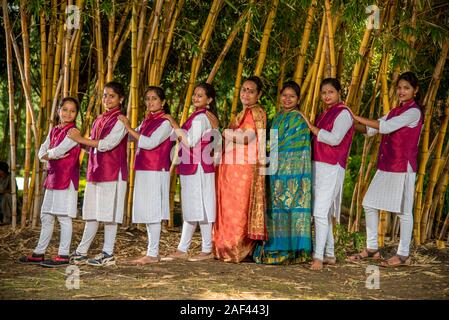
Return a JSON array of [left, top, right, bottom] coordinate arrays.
[[348, 248, 382, 262], [379, 255, 411, 268]]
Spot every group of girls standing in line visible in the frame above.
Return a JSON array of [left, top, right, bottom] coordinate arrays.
[[19, 71, 423, 271]]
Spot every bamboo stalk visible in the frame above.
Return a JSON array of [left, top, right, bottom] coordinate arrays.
[[136, 0, 148, 79], [275, 38, 288, 112], [421, 104, 449, 241], [113, 2, 131, 49], [126, 0, 139, 227], [52, 2, 66, 101], [206, 9, 250, 84], [354, 47, 374, 114], [254, 0, 279, 77], [429, 158, 449, 239], [179, 0, 224, 126], [345, 22, 372, 108], [352, 73, 381, 232], [63, 0, 73, 96], [230, 0, 252, 124], [95, 0, 104, 97], [69, 0, 83, 97], [159, 0, 185, 82], [293, 0, 316, 85], [143, 0, 163, 84], [434, 147, 449, 237], [106, 0, 115, 82], [17, 0, 32, 228], [310, 34, 327, 123], [2, 0, 18, 229], [414, 41, 449, 244], [46, 0, 58, 128], [324, 0, 336, 77]]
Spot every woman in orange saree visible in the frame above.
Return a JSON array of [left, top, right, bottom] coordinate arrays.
[[213, 76, 267, 263]]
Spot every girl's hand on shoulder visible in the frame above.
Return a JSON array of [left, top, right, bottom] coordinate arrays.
[[67, 128, 81, 141], [346, 107, 357, 120], [206, 111, 219, 129], [118, 115, 131, 128], [298, 111, 310, 124], [162, 114, 179, 129]]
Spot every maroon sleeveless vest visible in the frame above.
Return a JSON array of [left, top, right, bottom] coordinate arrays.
[[134, 111, 173, 171], [377, 100, 423, 173], [176, 108, 215, 175], [86, 107, 128, 182], [312, 102, 354, 169], [44, 123, 81, 190]]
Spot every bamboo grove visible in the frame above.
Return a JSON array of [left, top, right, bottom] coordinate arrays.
[[1, 0, 449, 248]]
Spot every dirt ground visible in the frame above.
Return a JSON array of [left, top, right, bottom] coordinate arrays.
[[0, 220, 448, 300]]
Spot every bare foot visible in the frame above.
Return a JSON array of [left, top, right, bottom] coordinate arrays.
[[188, 252, 214, 262], [123, 255, 160, 265], [161, 250, 188, 261], [323, 256, 337, 265], [310, 258, 323, 271]]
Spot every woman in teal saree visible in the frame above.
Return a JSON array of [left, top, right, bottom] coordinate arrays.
[[253, 81, 312, 264]]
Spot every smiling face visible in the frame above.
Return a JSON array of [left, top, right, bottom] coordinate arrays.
[[102, 87, 123, 111], [396, 79, 418, 104], [58, 101, 78, 125], [320, 83, 340, 107], [192, 86, 211, 110], [281, 87, 299, 111], [240, 80, 261, 108], [144, 90, 165, 113]]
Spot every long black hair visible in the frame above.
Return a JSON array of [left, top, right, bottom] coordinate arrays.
[[195, 82, 219, 121], [396, 71, 422, 108], [280, 80, 301, 110], [144, 86, 170, 115], [104, 81, 126, 114], [55, 97, 80, 124]]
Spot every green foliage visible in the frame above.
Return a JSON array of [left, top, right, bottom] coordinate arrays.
[[334, 223, 366, 262]]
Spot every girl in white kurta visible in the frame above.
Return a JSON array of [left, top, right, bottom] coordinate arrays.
[[119, 86, 174, 265], [164, 83, 220, 262], [67, 82, 128, 267], [301, 78, 354, 271], [19, 97, 81, 267], [349, 72, 423, 267]]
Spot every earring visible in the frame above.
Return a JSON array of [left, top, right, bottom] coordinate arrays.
[[206, 104, 210, 109]]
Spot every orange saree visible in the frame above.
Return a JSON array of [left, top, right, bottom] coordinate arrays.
[[213, 105, 267, 263]]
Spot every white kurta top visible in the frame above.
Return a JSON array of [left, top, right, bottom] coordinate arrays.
[[313, 110, 353, 223], [132, 120, 173, 223], [39, 133, 79, 217], [362, 108, 421, 214], [82, 121, 128, 223], [180, 113, 216, 222]]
